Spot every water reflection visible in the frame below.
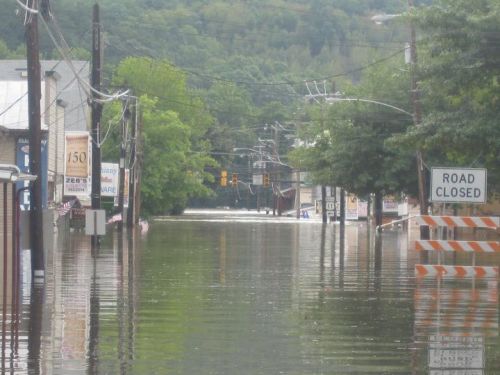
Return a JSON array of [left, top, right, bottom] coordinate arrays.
[[414, 278, 498, 375], [0, 214, 498, 374]]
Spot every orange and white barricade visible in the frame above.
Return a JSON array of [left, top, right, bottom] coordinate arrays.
[[415, 215, 499, 229], [414, 215, 499, 279], [415, 240, 500, 253]]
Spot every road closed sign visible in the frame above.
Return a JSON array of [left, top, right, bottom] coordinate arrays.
[[431, 167, 487, 203]]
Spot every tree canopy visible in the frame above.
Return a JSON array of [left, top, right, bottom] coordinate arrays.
[[410, 0, 500, 192], [2, 0, 499, 213]]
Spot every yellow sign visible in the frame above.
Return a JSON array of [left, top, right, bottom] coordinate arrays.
[[65, 134, 89, 178], [346, 194, 358, 220]]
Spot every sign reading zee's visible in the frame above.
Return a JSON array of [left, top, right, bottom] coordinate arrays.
[[431, 167, 487, 203]]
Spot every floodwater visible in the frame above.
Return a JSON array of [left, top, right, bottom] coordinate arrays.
[[1, 210, 498, 374]]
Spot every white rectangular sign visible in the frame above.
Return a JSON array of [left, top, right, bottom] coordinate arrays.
[[252, 174, 263, 186], [383, 197, 399, 213], [429, 348, 484, 369], [64, 176, 90, 196], [358, 201, 368, 218], [101, 163, 119, 197], [431, 167, 487, 203], [85, 209, 106, 236], [325, 197, 336, 216]]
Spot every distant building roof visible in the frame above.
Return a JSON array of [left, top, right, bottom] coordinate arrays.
[[0, 80, 48, 131], [0, 60, 90, 131]]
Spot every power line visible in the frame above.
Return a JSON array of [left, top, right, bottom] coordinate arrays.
[[106, 34, 405, 89], [182, 49, 404, 86], [0, 92, 27, 118], [38, 5, 129, 102], [128, 21, 406, 49]]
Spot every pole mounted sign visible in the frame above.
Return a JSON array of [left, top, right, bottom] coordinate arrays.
[[430, 167, 487, 204]]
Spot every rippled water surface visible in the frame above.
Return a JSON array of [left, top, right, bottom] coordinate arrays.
[[1, 211, 498, 374]]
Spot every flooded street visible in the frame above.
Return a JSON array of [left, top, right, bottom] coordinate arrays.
[[1, 211, 499, 374]]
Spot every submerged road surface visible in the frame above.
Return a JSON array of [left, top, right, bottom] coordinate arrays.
[[1, 209, 498, 374]]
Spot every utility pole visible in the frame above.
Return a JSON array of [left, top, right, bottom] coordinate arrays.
[[319, 101, 327, 224], [257, 186, 262, 212], [91, 3, 102, 245], [339, 188, 345, 227], [333, 186, 337, 222], [26, 0, 44, 281], [408, 0, 429, 241], [118, 99, 128, 231], [127, 98, 137, 229], [295, 167, 301, 219], [134, 110, 144, 225], [272, 125, 278, 216], [321, 185, 327, 223]]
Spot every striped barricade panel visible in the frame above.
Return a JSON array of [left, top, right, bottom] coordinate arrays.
[[415, 240, 500, 253], [415, 265, 499, 278], [415, 215, 499, 229]]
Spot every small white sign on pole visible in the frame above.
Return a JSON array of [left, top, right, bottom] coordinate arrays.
[[325, 197, 335, 216], [85, 209, 106, 236], [431, 167, 487, 203], [253, 174, 263, 186]]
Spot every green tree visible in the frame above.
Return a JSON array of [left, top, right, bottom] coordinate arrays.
[[409, 0, 500, 193], [294, 58, 416, 225], [109, 57, 216, 216]]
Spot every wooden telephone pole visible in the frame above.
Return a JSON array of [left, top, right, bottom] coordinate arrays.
[[26, 0, 44, 281], [91, 3, 102, 244], [127, 98, 138, 228], [408, 0, 429, 243], [117, 99, 129, 231]]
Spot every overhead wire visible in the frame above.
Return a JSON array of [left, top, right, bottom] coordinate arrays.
[[36, 4, 129, 102], [0, 92, 28, 118], [11, 0, 128, 114], [42, 19, 127, 101], [16, 0, 37, 14], [106, 25, 406, 88], [0, 58, 89, 134]]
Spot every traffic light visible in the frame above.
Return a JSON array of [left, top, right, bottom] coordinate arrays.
[[232, 173, 238, 185], [220, 170, 227, 187], [263, 173, 270, 187]]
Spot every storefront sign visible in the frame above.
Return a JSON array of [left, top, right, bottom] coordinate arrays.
[[101, 163, 119, 197], [64, 133, 90, 197]]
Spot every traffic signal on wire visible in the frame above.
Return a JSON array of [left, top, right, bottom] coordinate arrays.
[[220, 170, 227, 187], [232, 173, 238, 185], [263, 173, 270, 187]]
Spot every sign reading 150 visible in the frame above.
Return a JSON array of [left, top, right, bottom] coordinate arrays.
[[67, 150, 87, 164]]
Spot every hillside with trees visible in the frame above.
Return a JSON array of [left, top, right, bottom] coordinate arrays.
[[2, 0, 498, 215]]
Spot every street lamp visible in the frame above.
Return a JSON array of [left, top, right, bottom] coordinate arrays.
[[326, 96, 413, 117], [372, 2, 429, 239], [371, 14, 401, 25], [0, 164, 37, 183]]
